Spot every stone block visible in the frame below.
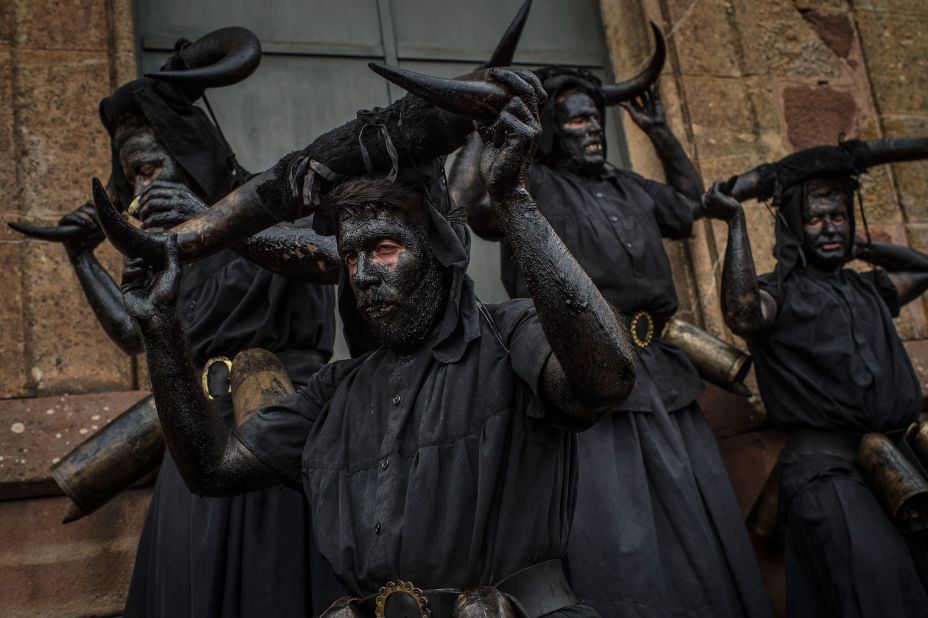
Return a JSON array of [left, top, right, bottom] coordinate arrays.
[[732, 0, 845, 80], [0, 1, 11, 45], [857, 163, 903, 224], [0, 489, 149, 618], [13, 50, 111, 219], [0, 240, 26, 398], [0, 46, 14, 210], [856, 11, 928, 115], [663, 0, 743, 77], [881, 115, 928, 222], [0, 390, 149, 499], [855, 0, 928, 15], [781, 84, 860, 150], [792, 0, 848, 10], [801, 9, 856, 59], [109, 0, 138, 85], [13, 0, 108, 51], [21, 234, 133, 395]]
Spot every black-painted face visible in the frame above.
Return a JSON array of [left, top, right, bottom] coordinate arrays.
[[552, 91, 605, 177], [338, 206, 446, 350], [118, 128, 186, 198], [801, 180, 852, 272]]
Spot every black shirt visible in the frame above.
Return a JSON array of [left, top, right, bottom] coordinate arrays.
[[502, 162, 702, 412], [177, 249, 336, 383], [750, 268, 920, 433], [236, 295, 591, 597]]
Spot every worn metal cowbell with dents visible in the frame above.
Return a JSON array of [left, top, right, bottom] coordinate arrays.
[[661, 319, 753, 397], [230, 348, 296, 426], [858, 432, 928, 533]]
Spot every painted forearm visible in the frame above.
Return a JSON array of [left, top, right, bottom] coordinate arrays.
[[494, 188, 635, 416], [721, 208, 768, 336], [69, 250, 143, 355], [235, 224, 340, 284], [450, 133, 502, 240], [858, 241, 928, 273], [646, 124, 705, 207], [137, 313, 276, 496]]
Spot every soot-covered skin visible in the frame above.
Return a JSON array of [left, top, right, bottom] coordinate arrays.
[[800, 179, 852, 274], [338, 207, 446, 351], [479, 68, 635, 418], [551, 91, 605, 177]]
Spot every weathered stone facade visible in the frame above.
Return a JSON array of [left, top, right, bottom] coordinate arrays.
[[1, 0, 927, 616]]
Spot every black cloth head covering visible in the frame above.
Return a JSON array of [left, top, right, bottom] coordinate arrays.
[[768, 146, 861, 284], [319, 158, 479, 360], [533, 67, 607, 164], [98, 40, 242, 207]]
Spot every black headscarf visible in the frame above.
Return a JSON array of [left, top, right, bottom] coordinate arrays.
[[767, 146, 861, 284], [98, 40, 243, 208], [533, 67, 607, 165]]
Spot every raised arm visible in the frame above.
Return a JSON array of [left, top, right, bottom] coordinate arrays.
[[708, 181, 778, 337], [480, 69, 635, 420], [59, 203, 143, 355], [856, 241, 928, 306], [449, 132, 502, 240], [118, 236, 281, 496], [622, 82, 705, 208]]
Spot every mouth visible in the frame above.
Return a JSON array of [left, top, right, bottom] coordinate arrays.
[[585, 143, 603, 154], [362, 302, 396, 319], [818, 242, 843, 252]]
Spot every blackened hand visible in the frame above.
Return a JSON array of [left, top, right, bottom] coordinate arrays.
[[138, 180, 208, 230], [620, 81, 667, 131], [59, 201, 105, 255], [120, 235, 181, 322], [704, 180, 743, 222], [478, 68, 547, 201]]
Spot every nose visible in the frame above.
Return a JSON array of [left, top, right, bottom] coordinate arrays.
[[352, 254, 380, 290], [821, 217, 837, 235], [588, 117, 603, 135]]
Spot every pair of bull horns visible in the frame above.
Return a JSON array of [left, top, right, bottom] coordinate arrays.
[[145, 26, 261, 89], [370, 21, 666, 122], [725, 137, 928, 202]]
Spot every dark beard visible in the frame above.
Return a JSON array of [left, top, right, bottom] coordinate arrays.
[[553, 133, 604, 177], [364, 261, 447, 351]]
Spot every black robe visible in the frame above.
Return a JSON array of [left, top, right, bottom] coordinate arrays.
[[751, 268, 928, 618], [506, 162, 773, 617], [123, 251, 337, 617]]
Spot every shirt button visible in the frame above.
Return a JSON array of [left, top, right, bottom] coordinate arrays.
[[375, 522, 382, 535], [596, 192, 605, 198], [187, 301, 196, 310], [610, 215, 618, 222], [380, 457, 390, 470], [391, 394, 401, 405], [626, 242, 633, 249]]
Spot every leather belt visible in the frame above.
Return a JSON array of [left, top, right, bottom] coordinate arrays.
[[621, 309, 668, 349], [783, 428, 861, 461], [354, 560, 576, 618]]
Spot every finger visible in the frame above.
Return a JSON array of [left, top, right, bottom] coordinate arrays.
[[139, 188, 188, 206], [505, 96, 535, 126], [492, 117, 507, 149], [515, 70, 547, 107], [145, 179, 189, 192], [488, 67, 537, 109], [497, 110, 537, 142], [141, 213, 184, 230], [139, 199, 180, 221]]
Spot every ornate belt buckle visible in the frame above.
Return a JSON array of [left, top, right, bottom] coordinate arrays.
[[630, 310, 654, 349], [375, 580, 431, 618], [200, 356, 233, 400]]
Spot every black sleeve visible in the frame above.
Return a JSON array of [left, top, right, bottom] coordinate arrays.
[[622, 170, 695, 240], [861, 269, 902, 317], [490, 300, 596, 432], [234, 360, 344, 487]]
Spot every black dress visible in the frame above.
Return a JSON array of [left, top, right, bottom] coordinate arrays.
[[123, 250, 338, 617], [504, 163, 773, 617], [751, 268, 928, 618]]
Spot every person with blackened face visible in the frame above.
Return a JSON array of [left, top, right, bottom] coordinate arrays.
[[450, 40, 772, 618], [9, 29, 340, 618], [109, 68, 635, 617], [710, 146, 928, 617]]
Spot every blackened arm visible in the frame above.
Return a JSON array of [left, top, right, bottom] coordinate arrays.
[[643, 123, 705, 208], [68, 250, 143, 354], [449, 133, 502, 240], [137, 312, 282, 496], [495, 188, 635, 419], [721, 205, 778, 337], [235, 224, 340, 284], [857, 242, 928, 305]]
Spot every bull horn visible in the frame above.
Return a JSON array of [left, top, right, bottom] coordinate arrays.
[[145, 26, 261, 89], [482, 0, 533, 68], [91, 177, 166, 263], [369, 63, 507, 122], [602, 22, 666, 105], [7, 221, 86, 242]]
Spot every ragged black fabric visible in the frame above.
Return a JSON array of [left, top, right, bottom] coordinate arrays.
[[504, 162, 703, 413], [751, 268, 919, 433]]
